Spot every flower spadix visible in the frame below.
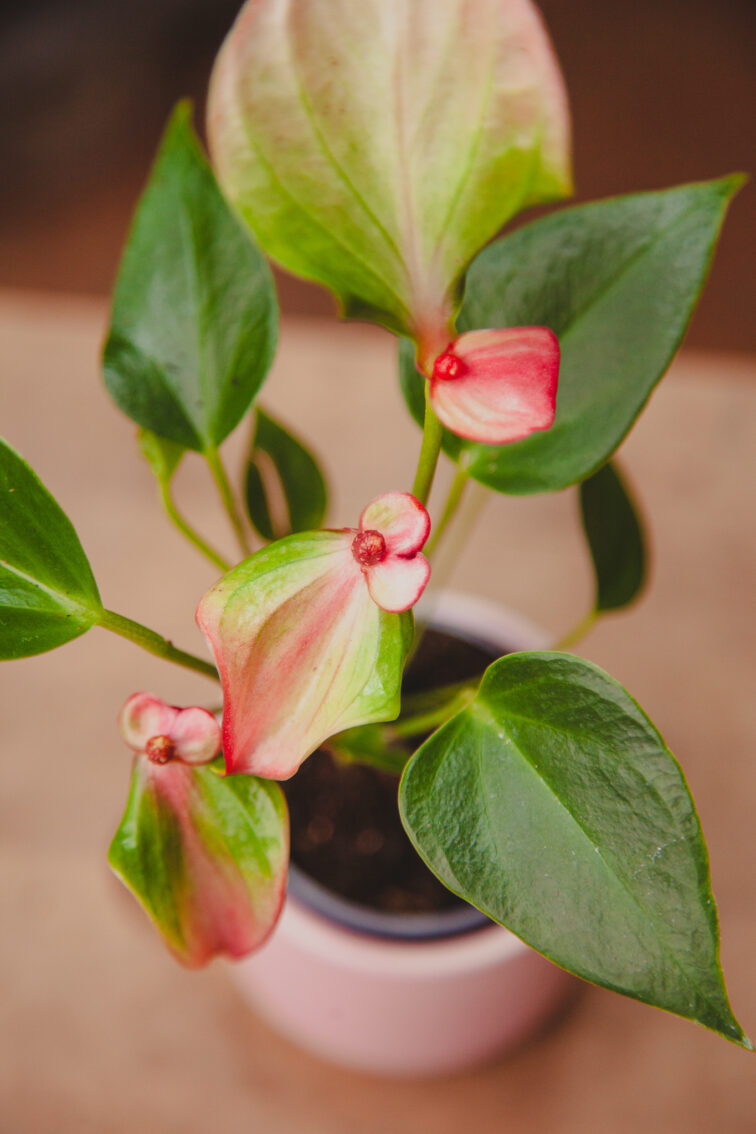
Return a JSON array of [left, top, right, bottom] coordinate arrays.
[[430, 327, 560, 445], [109, 693, 288, 968], [196, 492, 429, 780]]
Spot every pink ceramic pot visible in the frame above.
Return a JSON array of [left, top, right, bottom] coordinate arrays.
[[232, 593, 576, 1076]]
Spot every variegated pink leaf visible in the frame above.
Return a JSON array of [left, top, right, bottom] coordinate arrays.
[[208, 0, 571, 356], [110, 699, 288, 968], [197, 495, 428, 779]]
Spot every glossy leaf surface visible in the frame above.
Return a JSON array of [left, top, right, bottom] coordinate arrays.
[[0, 437, 102, 658], [245, 409, 327, 540], [197, 531, 414, 779], [109, 757, 288, 967], [400, 178, 742, 490], [400, 652, 751, 1047], [580, 461, 646, 612], [104, 102, 278, 452], [208, 0, 570, 349]]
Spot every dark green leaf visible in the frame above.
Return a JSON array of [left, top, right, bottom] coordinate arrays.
[[400, 178, 743, 493], [400, 651, 751, 1048], [0, 437, 102, 658], [103, 101, 278, 452], [245, 410, 328, 540], [244, 460, 275, 542], [580, 461, 646, 611], [109, 756, 288, 967]]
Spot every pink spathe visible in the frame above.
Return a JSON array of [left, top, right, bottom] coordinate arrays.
[[430, 327, 560, 444], [356, 491, 431, 613], [119, 692, 221, 765]]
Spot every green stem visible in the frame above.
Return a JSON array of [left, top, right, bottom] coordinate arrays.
[[554, 608, 599, 651], [97, 608, 219, 681], [425, 463, 470, 558], [392, 687, 476, 739], [399, 677, 479, 717], [204, 445, 251, 559], [160, 482, 231, 573], [328, 683, 479, 775], [411, 384, 444, 507]]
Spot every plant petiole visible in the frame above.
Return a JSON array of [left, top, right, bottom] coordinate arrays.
[[425, 461, 470, 558], [411, 383, 444, 507], [97, 608, 219, 680], [159, 481, 231, 573], [553, 608, 599, 651], [204, 445, 252, 559]]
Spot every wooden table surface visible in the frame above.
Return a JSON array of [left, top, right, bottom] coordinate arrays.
[[1, 290, 755, 1132]]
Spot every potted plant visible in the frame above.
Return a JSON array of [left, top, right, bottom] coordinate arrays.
[[1, 0, 750, 1074]]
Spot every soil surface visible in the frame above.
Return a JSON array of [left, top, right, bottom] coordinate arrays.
[[283, 628, 501, 915]]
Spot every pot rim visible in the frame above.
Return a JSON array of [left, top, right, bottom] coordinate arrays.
[[276, 890, 534, 979]]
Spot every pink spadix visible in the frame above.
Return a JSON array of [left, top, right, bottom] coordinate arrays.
[[430, 327, 560, 445], [196, 492, 430, 780]]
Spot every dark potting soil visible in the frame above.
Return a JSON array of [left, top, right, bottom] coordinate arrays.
[[283, 628, 501, 915]]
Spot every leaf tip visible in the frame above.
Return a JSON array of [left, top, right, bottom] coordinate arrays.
[[714, 171, 748, 200]]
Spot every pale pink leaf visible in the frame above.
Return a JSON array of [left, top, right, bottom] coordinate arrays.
[[169, 707, 222, 765], [366, 554, 431, 614], [359, 491, 431, 556], [119, 692, 178, 752]]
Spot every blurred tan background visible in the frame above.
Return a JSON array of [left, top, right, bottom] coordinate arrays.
[[1, 5, 756, 1130], [0, 0, 753, 349]]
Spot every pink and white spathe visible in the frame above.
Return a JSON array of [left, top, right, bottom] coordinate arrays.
[[119, 692, 221, 766], [430, 327, 560, 445], [196, 492, 430, 781], [352, 491, 430, 613]]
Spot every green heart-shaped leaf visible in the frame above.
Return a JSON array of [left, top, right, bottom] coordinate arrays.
[[400, 651, 751, 1048], [104, 102, 278, 452], [400, 177, 743, 490], [109, 757, 288, 968], [0, 437, 102, 658], [580, 460, 646, 612]]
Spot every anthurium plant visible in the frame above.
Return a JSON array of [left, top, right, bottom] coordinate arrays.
[[1, 0, 750, 1050]]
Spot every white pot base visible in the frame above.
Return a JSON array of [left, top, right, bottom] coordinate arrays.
[[233, 894, 575, 1076]]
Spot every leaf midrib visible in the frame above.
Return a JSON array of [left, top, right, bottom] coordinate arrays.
[[469, 697, 707, 967], [0, 557, 100, 619], [284, 4, 406, 281], [236, 102, 411, 326]]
